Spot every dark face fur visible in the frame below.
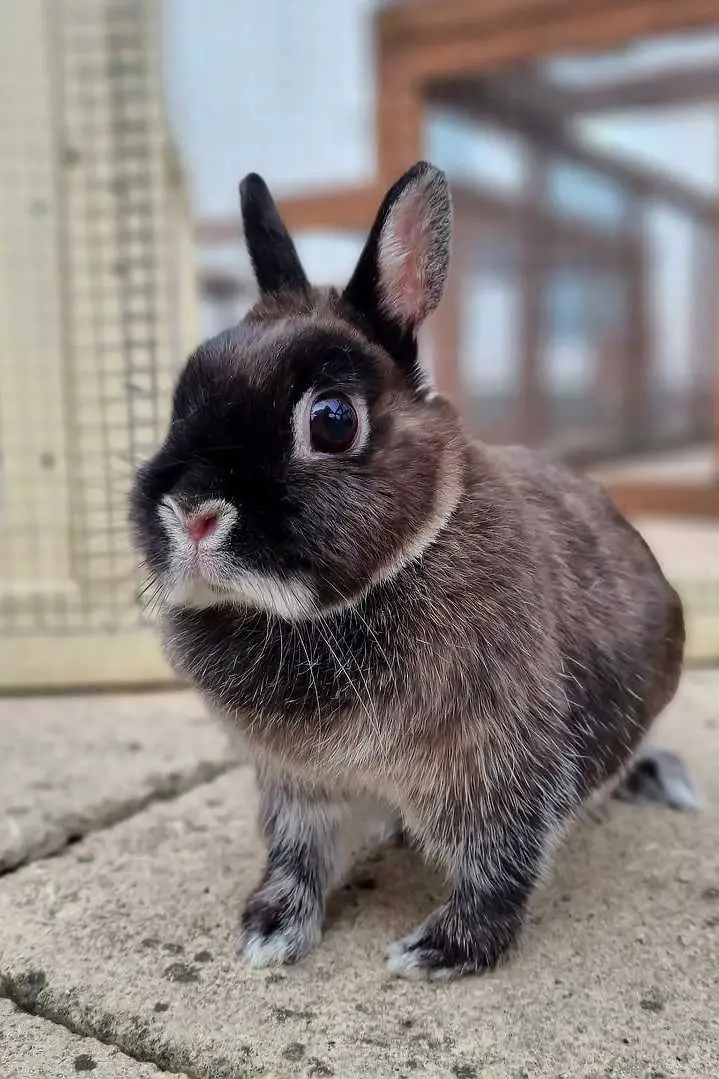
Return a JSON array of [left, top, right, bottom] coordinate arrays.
[[130, 162, 461, 619]]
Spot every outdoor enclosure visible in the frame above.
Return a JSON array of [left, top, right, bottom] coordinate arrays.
[[0, 0, 197, 689], [255, 0, 719, 515], [1, 0, 718, 692]]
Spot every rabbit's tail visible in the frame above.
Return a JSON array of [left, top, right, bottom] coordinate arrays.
[[612, 745, 700, 811]]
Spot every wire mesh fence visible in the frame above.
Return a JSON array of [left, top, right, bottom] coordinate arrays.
[[0, 0, 196, 651], [0, 0, 717, 688]]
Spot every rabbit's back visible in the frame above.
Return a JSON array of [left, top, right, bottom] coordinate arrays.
[[479, 443, 684, 794]]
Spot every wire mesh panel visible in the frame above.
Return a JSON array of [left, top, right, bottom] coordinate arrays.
[[0, 0, 197, 688]]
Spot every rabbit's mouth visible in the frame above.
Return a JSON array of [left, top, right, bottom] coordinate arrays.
[[164, 572, 234, 611], [162, 556, 318, 623]]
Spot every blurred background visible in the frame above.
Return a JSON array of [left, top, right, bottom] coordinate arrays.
[[1, 0, 718, 692]]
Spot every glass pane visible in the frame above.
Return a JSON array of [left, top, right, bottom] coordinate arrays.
[[542, 264, 627, 454], [425, 26, 718, 463], [461, 249, 522, 439], [645, 205, 696, 438], [426, 107, 528, 193], [294, 231, 365, 285], [575, 106, 719, 195], [547, 160, 628, 226]]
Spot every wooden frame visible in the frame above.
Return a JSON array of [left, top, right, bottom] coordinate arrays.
[[606, 482, 719, 518], [197, 0, 719, 515], [373, 0, 719, 514], [543, 62, 719, 114]]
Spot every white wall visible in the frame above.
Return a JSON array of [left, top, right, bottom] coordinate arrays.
[[164, 0, 377, 216]]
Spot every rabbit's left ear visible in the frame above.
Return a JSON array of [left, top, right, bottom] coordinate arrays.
[[343, 161, 452, 349], [240, 173, 310, 296]]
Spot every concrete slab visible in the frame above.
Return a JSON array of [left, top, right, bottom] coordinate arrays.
[[0, 998, 183, 1077], [0, 691, 236, 874], [0, 673, 717, 1079]]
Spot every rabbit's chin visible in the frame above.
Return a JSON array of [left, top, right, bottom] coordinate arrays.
[[164, 570, 317, 621]]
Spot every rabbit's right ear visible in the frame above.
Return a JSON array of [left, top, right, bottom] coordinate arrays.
[[240, 173, 310, 296], [342, 161, 451, 376]]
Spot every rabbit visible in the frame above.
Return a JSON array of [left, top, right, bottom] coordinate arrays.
[[130, 161, 698, 980]]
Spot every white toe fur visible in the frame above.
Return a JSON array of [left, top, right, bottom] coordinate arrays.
[[240, 923, 322, 968]]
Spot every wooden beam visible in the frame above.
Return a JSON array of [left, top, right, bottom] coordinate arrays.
[[430, 79, 718, 221], [381, 0, 719, 88], [376, 52, 425, 181], [380, 0, 642, 48], [472, 67, 577, 120], [606, 481, 719, 517], [382, 0, 719, 85], [552, 62, 719, 114], [441, 62, 719, 128], [518, 148, 549, 445]]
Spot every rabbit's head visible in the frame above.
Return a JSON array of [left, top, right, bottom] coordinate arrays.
[[130, 162, 464, 618]]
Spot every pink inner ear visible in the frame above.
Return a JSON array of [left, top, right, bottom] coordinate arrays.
[[377, 181, 432, 329]]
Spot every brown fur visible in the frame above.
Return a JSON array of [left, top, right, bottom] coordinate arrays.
[[131, 161, 687, 979]]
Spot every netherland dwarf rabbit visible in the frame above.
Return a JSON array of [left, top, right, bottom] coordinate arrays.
[[131, 162, 697, 979]]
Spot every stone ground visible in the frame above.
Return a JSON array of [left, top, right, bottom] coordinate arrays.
[[0, 675, 718, 1079]]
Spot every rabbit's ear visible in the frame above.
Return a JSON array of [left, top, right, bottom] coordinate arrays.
[[240, 173, 310, 295], [343, 161, 451, 347]]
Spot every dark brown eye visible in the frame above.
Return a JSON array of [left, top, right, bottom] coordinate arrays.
[[309, 394, 358, 454]]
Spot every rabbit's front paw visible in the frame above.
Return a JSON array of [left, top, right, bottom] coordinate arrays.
[[386, 906, 519, 981], [238, 885, 323, 967]]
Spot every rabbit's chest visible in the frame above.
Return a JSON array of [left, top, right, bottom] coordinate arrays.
[[164, 609, 399, 767]]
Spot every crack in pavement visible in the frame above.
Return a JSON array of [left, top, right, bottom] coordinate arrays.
[[0, 757, 243, 878], [0, 760, 259, 1076], [1, 994, 194, 1078], [1, 976, 194, 1077], [0, 967, 261, 1078]]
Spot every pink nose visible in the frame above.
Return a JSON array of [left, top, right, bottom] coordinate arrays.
[[186, 511, 219, 544]]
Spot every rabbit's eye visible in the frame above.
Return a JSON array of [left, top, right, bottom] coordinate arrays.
[[309, 394, 358, 454]]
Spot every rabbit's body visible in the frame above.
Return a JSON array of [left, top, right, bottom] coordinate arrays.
[[132, 162, 692, 979], [164, 439, 681, 805]]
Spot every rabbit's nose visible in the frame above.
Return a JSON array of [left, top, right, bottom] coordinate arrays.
[[186, 510, 219, 544], [159, 495, 237, 549]]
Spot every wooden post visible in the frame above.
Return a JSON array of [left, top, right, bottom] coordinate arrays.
[[708, 218, 719, 478], [518, 148, 548, 445], [376, 47, 424, 183], [623, 227, 650, 447]]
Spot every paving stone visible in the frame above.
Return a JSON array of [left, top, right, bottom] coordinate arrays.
[[0, 692, 237, 873], [0, 998, 184, 1077], [0, 674, 717, 1078]]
